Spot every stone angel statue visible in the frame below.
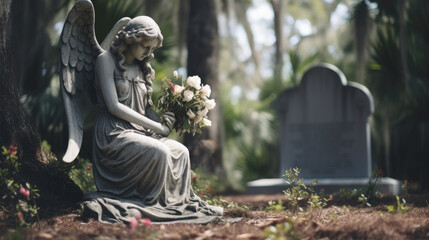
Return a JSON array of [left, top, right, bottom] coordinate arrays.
[[58, 0, 222, 224]]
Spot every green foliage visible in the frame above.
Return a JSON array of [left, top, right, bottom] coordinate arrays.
[[282, 168, 328, 212], [386, 195, 410, 214], [366, 0, 429, 188], [288, 48, 319, 86], [69, 158, 96, 193], [358, 193, 371, 207], [335, 170, 382, 207], [307, 194, 327, 209], [265, 200, 285, 212], [263, 218, 300, 240], [0, 146, 40, 226], [222, 80, 280, 187]]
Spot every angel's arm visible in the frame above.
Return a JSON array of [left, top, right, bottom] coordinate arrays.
[[96, 53, 171, 136]]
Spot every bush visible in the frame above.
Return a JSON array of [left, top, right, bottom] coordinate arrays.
[[69, 157, 96, 193], [0, 146, 40, 226]]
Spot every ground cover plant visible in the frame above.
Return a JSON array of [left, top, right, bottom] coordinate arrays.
[[1, 166, 428, 239], [1, 193, 428, 239]]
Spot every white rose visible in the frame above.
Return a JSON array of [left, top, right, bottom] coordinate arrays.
[[205, 99, 216, 110], [173, 70, 178, 79], [202, 118, 212, 127], [200, 84, 211, 98], [197, 108, 209, 117], [187, 110, 196, 119], [183, 90, 194, 102], [174, 85, 185, 95], [194, 116, 203, 124], [186, 76, 201, 90]]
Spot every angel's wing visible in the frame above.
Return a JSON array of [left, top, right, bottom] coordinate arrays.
[[59, 0, 130, 163], [59, 0, 103, 162]]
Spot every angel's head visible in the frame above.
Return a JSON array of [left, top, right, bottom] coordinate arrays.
[[112, 16, 163, 65]]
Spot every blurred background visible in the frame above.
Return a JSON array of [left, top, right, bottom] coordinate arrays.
[[7, 0, 429, 192]]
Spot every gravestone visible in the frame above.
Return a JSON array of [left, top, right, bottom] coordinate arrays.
[[247, 64, 401, 194], [276, 64, 372, 178]]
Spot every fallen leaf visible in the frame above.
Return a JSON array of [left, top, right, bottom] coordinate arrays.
[[236, 233, 261, 239], [36, 232, 53, 239]]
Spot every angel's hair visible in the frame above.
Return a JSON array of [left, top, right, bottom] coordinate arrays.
[[111, 16, 163, 106]]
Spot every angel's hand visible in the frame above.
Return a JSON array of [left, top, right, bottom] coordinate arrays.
[[162, 112, 176, 129], [157, 113, 174, 136]]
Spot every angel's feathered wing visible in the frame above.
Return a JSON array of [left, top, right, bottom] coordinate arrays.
[[58, 0, 129, 162]]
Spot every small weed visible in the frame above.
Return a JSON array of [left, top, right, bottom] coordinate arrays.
[[308, 193, 330, 209], [365, 169, 382, 200], [265, 200, 285, 212], [386, 195, 410, 214], [328, 212, 337, 220], [263, 218, 300, 240], [358, 193, 371, 207], [335, 170, 382, 207], [282, 168, 328, 212]]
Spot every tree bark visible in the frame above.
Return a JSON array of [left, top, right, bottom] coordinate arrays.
[[1, 1, 82, 210], [353, 0, 371, 84], [270, 0, 285, 82], [398, 0, 409, 90], [10, 0, 69, 93], [185, 0, 222, 173], [235, 1, 261, 80]]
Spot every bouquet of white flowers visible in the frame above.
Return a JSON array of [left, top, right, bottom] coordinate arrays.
[[157, 71, 216, 135]]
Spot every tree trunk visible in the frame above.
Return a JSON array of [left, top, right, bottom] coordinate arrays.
[[10, 0, 69, 93], [398, 0, 409, 91], [185, 0, 222, 173], [353, 0, 371, 84], [0, 1, 82, 210], [270, 0, 285, 82], [235, 1, 261, 81]]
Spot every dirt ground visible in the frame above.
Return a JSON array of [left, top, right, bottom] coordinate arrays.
[[1, 194, 429, 240]]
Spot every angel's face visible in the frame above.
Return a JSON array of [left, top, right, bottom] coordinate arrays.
[[128, 38, 159, 62]]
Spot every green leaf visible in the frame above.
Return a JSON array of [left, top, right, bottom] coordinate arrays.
[[386, 205, 396, 212]]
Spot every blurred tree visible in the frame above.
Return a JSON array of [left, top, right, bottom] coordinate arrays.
[[351, 0, 372, 84], [10, 0, 69, 93], [366, 0, 429, 189], [185, 0, 222, 173], [233, 0, 261, 80], [1, 0, 83, 210], [270, 0, 285, 82]]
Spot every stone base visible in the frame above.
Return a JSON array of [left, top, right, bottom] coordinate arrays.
[[246, 177, 402, 195]]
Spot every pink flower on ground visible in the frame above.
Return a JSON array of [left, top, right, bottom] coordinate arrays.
[[20, 187, 30, 199], [9, 146, 17, 156], [140, 218, 151, 226], [191, 174, 199, 182], [328, 195, 333, 201], [129, 217, 138, 231], [19, 187, 26, 196], [17, 212, 23, 221]]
